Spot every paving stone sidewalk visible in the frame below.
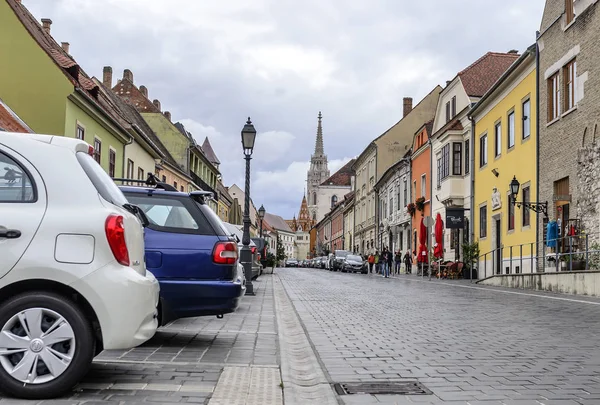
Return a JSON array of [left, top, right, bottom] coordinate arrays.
[[0, 276, 281, 405]]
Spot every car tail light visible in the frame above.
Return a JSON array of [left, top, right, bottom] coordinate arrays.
[[105, 215, 130, 266], [251, 247, 256, 254], [213, 241, 238, 264]]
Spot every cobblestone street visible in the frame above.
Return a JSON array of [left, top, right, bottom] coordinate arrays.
[[2, 269, 600, 405], [278, 268, 600, 405]]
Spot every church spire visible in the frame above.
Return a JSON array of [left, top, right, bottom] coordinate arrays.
[[314, 111, 324, 155]]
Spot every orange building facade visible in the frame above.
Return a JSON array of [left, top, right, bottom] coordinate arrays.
[[410, 121, 434, 261]]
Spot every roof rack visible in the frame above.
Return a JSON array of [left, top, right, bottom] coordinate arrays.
[[112, 173, 178, 192]]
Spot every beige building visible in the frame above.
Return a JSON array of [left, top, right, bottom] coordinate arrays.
[[343, 192, 355, 252], [352, 144, 377, 255]]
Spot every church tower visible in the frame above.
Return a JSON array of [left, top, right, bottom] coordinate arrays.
[[306, 112, 330, 221]]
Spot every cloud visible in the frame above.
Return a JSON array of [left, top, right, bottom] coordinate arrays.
[[19, 0, 545, 218]]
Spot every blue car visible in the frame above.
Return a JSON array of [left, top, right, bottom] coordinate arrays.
[[119, 183, 244, 325]]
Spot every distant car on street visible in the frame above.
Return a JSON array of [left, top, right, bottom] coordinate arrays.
[[285, 258, 299, 267], [0, 133, 159, 399], [343, 254, 368, 274], [333, 250, 351, 271]]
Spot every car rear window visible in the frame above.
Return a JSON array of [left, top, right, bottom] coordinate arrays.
[[76, 152, 127, 207], [196, 201, 229, 237], [124, 193, 216, 235]]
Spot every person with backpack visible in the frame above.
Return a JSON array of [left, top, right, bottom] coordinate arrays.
[[404, 250, 412, 274], [394, 251, 402, 275]]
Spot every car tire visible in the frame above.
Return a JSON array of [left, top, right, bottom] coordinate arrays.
[[0, 292, 95, 399]]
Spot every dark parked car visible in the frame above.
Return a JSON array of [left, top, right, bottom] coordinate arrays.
[[333, 250, 351, 271], [343, 254, 367, 274], [119, 182, 244, 325]]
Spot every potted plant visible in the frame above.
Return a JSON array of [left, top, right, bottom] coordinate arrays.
[[461, 241, 480, 279], [407, 203, 416, 217], [415, 197, 426, 212]]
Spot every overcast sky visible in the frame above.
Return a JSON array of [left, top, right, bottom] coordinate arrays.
[[22, 0, 545, 219]]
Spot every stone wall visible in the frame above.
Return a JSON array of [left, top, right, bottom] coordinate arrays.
[[577, 145, 600, 244], [478, 271, 600, 297]]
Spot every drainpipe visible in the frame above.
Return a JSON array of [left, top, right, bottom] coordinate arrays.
[[468, 116, 476, 245], [122, 134, 134, 178], [535, 32, 541, 260]]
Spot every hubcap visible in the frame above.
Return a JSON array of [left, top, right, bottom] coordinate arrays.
[[0, 307, 76, 384]]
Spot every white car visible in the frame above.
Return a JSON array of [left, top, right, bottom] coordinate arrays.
[[0, 133, 160, 399]]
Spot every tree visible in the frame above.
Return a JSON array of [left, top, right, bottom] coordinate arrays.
[[462, 241, 480, 274], [276, 233, 286, 263]]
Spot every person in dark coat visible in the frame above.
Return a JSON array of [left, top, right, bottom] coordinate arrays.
[[404, 250, 412, 274]]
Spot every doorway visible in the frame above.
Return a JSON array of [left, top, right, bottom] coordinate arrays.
[[495, 218, 501, 274]]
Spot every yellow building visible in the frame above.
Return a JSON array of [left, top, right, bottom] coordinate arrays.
[[472, 45, 537, 277]]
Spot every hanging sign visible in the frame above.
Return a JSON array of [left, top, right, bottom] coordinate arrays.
[[446, 208, 465, 229]]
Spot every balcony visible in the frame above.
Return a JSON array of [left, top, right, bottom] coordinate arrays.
[[190, 171, 217, 200], [437, 176, 465, 204]]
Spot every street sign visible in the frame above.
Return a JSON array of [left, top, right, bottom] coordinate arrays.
[[424, 216, 434, 227], [446, 209, 465, 229]]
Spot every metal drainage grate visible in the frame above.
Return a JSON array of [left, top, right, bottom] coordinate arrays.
[[333, 381, 432, 396]]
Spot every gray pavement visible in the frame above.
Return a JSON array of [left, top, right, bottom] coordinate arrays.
[[0, 276, 278, 405], [277, 268, 600, 405]]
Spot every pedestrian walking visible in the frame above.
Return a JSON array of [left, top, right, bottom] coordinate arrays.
[[404, 250, 412, 274], [374, 251, 380, 274], [367, 253, 375, 273], [385, 249, 392, 278], [394, 251, 402, 274]]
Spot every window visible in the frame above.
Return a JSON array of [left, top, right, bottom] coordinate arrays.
[[181, 186, 184, 192], [397, 186, 401, 210], [399, 231, 403, 251], [451, 96, 456, 118], [313, 193, 317, 206], [76, 125, 85, 140], [480, 135, 488, 167], [465, 140, 470, 174], [437, 158, 441, 188], [522, 186, 531, 227], [548, 72, 560, 121], [389, 196, 393, 216], [440, 144, 450, 180], [565, 0, 574, 25], [403, 180, 407, 206], [413, 181, 416, 201], [564, 59, 577, 111], [421, 175, 426, 198], [162, 175, 166, 182], [508, 194, 515, 231], [93, 138, 101, 164], [0, 152, 35, 202], [174, 181, 178, 189], [452, 142, 462, 175], [445, 101, 451, 123], [522, 99, 531, 139], [508, 111, 515, 149], [108, 149, 116, 178], [137, 167, 144, 181], [494, 122, 501, 157], [479, 205, 487, 238], [127, 159, 134, 180], [331, 195, 338, 208]]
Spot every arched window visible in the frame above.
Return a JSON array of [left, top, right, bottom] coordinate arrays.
[[313, 193, 317, 206], [331, 195, 338, 207]]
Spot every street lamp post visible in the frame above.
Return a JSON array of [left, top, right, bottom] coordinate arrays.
[[509, 176, 548, 218], [258, 205, 265, 238], [241, 118, 257, 296]]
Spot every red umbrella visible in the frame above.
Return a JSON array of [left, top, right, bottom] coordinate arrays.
[[417, 217, 428, 263], [434, 213, 444, 259]]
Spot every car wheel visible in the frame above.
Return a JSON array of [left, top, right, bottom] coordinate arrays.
[[0, 292, 95, 399]]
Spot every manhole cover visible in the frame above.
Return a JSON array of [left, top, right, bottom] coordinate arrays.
[[333, 381, 432, 396]]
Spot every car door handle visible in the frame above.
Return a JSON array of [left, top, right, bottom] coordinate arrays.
[[0, 229, 21, 239]]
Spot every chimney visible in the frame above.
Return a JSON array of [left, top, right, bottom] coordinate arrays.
[[164, 111, 171, 121], [139, 85, 148, 98], [61, 42, 70, 54], [153, 99, 161, 111], [123, 69, 133, 83], [102, 66, 112, 88], [41, 18, 52, 35], [508, 49, 519, 54], [403, 97, 413, 118]]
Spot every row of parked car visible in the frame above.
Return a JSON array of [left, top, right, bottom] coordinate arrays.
[[288, 251, 368, 273], [0, 133, 264, 399]]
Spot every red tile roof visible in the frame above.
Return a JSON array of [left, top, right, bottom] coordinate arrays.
[[0, 99, 32, 133], [320, 159, 356, 187], [458, 52, 520, 97]]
